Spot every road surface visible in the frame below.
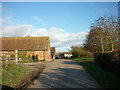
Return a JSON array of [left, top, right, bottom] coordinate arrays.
[[28, 59, 101, 88]]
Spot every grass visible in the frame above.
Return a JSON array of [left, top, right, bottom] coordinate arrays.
[[70, 57, 94, 62], [80, 62, 120, 88], [18, 59, 47, 63], [18, 59, 39, 63], [71, 57, 120, 88], [2, 63, 30, 87]]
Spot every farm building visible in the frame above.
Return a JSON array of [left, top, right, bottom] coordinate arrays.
[[0, 37, 52, 61], [50, 47, 56, 59]]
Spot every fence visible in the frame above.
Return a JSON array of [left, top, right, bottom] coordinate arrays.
[[0, 50, 18, 65]]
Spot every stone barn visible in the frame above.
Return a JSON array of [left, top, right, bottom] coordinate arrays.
[[0, 37, 51, 61], [50, 47, 56, 59]]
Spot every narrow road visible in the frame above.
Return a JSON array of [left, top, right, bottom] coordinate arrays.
[[28, 59, 101, 88]]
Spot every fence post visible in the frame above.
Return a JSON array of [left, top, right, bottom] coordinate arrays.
[[15, 50, 18, 63]]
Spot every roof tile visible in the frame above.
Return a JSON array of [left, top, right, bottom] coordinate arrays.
[[0, 37, 50, 51]]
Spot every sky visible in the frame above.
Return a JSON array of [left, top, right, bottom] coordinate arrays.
[[1, 2, 118, 52]]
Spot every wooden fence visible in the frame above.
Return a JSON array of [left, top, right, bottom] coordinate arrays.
[[0, 50, 18, 64]]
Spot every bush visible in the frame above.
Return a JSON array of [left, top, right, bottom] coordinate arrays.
[[10, 54, 15, 58], [94, 53, 112, 70], [18, 51, 33, 60], [94, 50, 120, 77], [26, 55, 32, 60], [71, 46, 93, 58], [80, 62, 120, 88], [18, 51, 27, 59]]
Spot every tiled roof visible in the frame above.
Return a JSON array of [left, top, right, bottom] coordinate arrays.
[[0, 37, 50, 51]]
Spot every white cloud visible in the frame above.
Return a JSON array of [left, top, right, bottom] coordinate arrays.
[[29, 27, 88, 52], [31, 28, 49, 36], [1, 16, 88, 52], [2, 24, 32, 37], [1, 15, 32, 37], [56, 46, 71, 53], [49, 27, 65, 33], [1, 24, 88, 52]]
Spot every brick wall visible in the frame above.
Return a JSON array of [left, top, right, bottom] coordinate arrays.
[[1, 49, 51, 61], [27, 50, 51, 61], [0, 51, 14, 58]]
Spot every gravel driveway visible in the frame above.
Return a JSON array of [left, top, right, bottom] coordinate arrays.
[[28, 59, 101, 88]]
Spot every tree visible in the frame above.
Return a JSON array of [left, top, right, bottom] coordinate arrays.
[[97, 16, 118, 51], [84, 27, 106, 53], [84, 15, 119, 53]]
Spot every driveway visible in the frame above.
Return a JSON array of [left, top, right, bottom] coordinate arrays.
[[28, 59, 101, 88]]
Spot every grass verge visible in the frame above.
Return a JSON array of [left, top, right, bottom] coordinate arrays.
[[70, 57, 94, 62], [2, 63, 30, 87], [80, 62, 120, 88], [18, 59, 39, 63], [71, 58, 120, 88], [18, 59, 46, 63]]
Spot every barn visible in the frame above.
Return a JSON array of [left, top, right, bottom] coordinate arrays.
[[0, 37, 52, 61], [50, 47, 56, 59]]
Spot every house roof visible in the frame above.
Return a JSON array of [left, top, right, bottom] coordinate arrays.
[[0, 37, 50, 51]]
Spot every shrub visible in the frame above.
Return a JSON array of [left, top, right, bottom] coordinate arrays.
[[10, 54, 15, 58], [71, 46, 93, 58], [94, 50, 120, 77], [26, 55, 32, 60], [94, 53, 112, 70], [18, 51, 33, 60], [18, 51, 27, 59]]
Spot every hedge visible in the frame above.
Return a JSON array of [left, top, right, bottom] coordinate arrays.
[[94, 50, 120, 77]]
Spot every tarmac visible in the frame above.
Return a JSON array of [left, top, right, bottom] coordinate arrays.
[[28, 59, 101, 88]]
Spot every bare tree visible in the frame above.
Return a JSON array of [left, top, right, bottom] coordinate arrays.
[[84, 15, 118, 53], [103, 16, 118, 51]]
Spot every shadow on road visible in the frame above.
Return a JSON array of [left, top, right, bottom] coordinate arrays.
[[62, 60, 80, 65], [35, 60, 101, 88]]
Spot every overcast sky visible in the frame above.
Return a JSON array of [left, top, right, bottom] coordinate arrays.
[[1, 2, 118, 52]]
